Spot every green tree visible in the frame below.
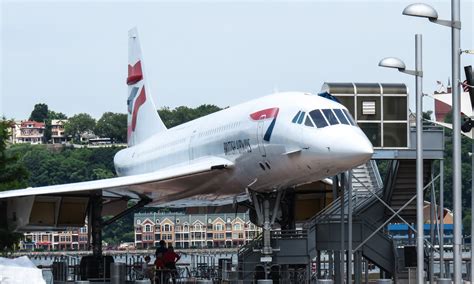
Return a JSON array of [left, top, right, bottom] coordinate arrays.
[[0, 119, 29, 192], [94, 112, 127, 143], [0, 119, 29, 252], [29, 103, 49, 122], [158, 104, 222, 128], [48, 110, 68, 120], [64, 113, 96, 142]]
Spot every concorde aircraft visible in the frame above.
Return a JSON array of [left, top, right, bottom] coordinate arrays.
[[0, 28, 373, 232]]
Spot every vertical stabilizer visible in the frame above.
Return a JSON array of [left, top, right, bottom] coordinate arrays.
[[127, 27, 167, 146]]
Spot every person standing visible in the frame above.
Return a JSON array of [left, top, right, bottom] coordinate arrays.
[[163, 245, 181, 284], [154, 240, 167, 284]]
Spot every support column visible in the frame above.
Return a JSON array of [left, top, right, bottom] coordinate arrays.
[[451, 0, 462, 282], [89, 191, 103, 258], [430, 162, 436, 284], [440, 159, 445, 278], [334, 252, 341, 284], [340, 174, 345, 284], [347, 171, 353, 283], [329, 250, 334, 280], [414, 33, 425, 284], [354, 251, 362, 284]]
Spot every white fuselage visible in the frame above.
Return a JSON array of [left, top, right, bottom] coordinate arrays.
[[113, 92, 373, 205]]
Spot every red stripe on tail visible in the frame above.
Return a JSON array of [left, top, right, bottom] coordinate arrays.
[[127, 61, 143, 85]]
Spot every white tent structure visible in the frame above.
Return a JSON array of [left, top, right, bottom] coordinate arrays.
[[0, 256, 46, 284]]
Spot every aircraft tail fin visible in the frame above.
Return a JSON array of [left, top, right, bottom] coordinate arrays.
[[127, 27, 167, 146]]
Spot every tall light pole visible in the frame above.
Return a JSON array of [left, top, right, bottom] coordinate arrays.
[[379, 34, 424, 283], [402, 2, 462, 282]]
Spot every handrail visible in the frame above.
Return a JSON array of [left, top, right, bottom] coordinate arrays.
[[382, 160, 400, 203], [238, 232, 262, 256], [306, 161, 384, 227]]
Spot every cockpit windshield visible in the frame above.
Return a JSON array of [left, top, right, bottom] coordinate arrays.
[[333, 109, 349, 125], [322, 109, 339, 125], [293, 108, 356, 128], [309, 110, 328, 128], [342, 109, 356, 126]]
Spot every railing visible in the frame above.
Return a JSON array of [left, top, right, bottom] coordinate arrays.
[[306, 160, 384, 227], [382, 160, 400, 203], [271, 229, 307, 240], [237, 232, 262, 257]]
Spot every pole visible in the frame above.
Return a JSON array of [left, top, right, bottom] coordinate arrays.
[[340, 174, 345, 283], [452, 0, 462, 282], [440, 159, 445, 278], [471, 136, 474, 282], [430, 163, 435, 283], [415, 33, 425, 284], [348, 171, 353, 283]]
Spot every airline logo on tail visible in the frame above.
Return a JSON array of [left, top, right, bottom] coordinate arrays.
[[250, 107, 279, 142], [127, 60, 146, 139]]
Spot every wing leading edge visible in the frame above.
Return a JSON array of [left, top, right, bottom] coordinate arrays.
[[0, 156, 234, 201]]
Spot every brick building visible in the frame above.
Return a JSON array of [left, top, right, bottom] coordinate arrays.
[[134, 212, 260, 249]]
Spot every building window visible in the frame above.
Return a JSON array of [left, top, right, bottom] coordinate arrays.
[[234, 223, 241, 231], [215, 223, 223, 231], [136, 219, 141, 224], [145, 224, 151, 232]]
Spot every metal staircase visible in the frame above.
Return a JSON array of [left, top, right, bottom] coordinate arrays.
[[383, 159, 433, 223], [237, 159, 436, 281], [307, 161, 398, 275]]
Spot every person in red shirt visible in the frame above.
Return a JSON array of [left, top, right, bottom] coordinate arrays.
[[154, 251, 165, 283], [163, 245, 181, 284]]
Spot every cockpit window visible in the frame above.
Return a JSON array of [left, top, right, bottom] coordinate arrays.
[[322, 109, 339, 125], [292, 111, 301, 123], [304, 116, 314, 127], [334, 109, 349, 125], [342, 109, 356, 126], [309, 110, 329, 128], [297, 111, 306, 124]]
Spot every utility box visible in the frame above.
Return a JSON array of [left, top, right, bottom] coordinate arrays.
[[321, 82, 409, 148]]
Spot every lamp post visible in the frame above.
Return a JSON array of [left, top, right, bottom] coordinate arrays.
[[402, 2, 462, 282], [379, 34, 424, 283]]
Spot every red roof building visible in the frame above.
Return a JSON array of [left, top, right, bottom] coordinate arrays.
[[16, 120, 46, 144]]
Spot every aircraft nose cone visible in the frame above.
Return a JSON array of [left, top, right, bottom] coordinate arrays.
[[351, 135, 374, 163], [326, 128, 374, 166]]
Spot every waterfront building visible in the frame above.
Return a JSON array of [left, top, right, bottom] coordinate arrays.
[[51, 119, 68, 144], [15, 121, 46, 144], [22, 224, 88, 251], [134, 212, 260, 249]]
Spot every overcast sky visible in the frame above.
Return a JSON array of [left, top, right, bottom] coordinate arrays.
[[1, 0, 473, 120]]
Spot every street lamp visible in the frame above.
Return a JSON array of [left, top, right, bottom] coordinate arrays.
[[379, 34, 424, 283], [403, 1, 462, 282]]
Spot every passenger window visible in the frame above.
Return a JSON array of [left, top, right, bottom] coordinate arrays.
[[304, 116, 314, 127], [309, 110, 329, 128], [297, 112, 306, 124], [343, 109, 357, 126], [322, 109, 339, 125], [292, 111, 301, 123], [334, 109, 349, 125]]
